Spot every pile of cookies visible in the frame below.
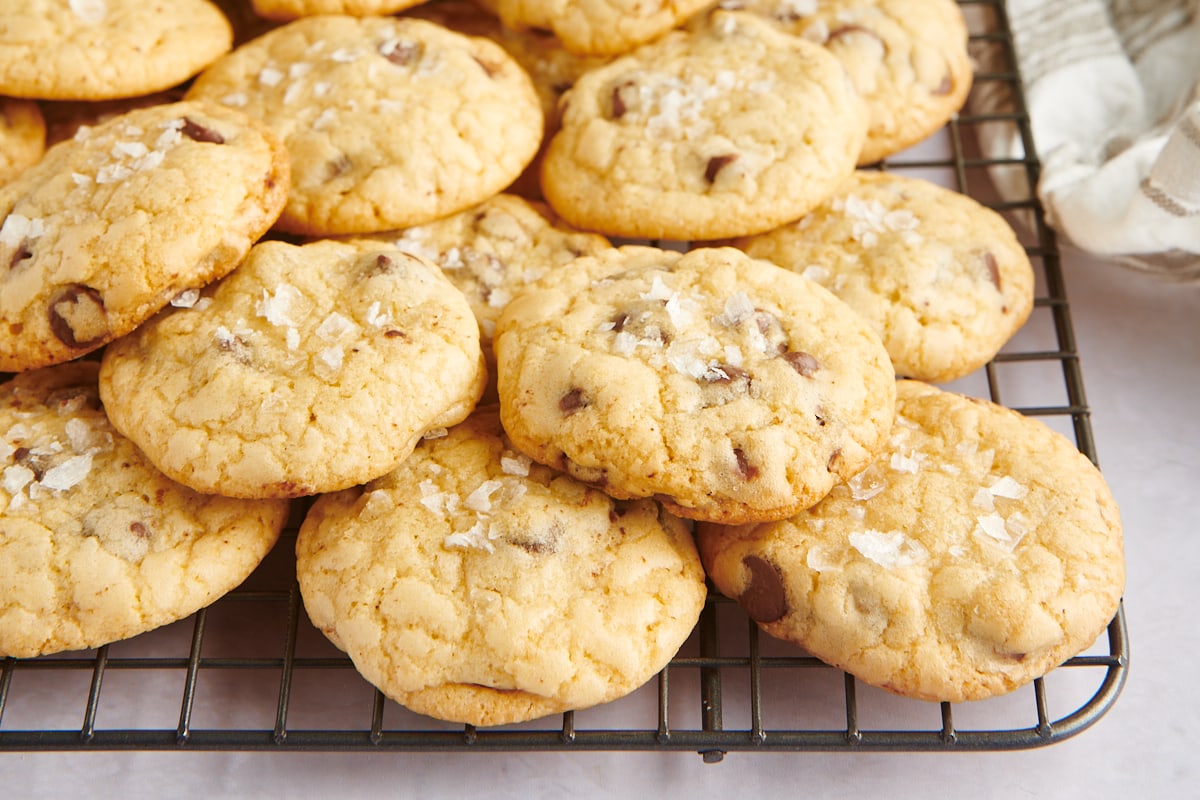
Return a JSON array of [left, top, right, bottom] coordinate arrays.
[[0, 0, 1123, 728]]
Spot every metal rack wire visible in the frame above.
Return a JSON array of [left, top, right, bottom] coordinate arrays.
[[0, 0, 1129, 760]]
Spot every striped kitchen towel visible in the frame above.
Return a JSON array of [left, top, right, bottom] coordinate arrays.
[[974, 0, 1200, 279]]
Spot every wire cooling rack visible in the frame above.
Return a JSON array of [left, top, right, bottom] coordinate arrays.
[[0, 0, 1128, 760]]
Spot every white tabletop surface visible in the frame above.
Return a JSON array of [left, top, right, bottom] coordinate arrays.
[[3, 237, 1198, 799]]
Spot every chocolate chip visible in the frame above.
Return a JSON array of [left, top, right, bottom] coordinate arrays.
[[13, 447, 50, 480], [9, 241, 32, 269], [382, 40, 421, 65], [705, 153, 739, 183], [753, 310, 789, 354], [932, 75, 954, 96], [48, 283, 108, 349], [734, 448, 760, 480], [739, 555, 788, 623], [384, 329, 407, 339], [826, 448, 843, 472], [610, 312, 629, 331], [363, 253, 399, 278], [610, 81, 635, 119], [702, 363, 749, 385], [180, 117, 225, 144], [325, 154, 352, 180], [781, 351, 820, 377], [982, 251, 1001, 291], [559, 387, 587, 415], [129, 521, 150, 538]]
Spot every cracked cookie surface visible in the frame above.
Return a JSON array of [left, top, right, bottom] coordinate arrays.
[[187, 15, 543, 235], [0, 362, 288, 658], [738, 171, 1035, 383], [99, 239, 486, 499], [540, 10, 868, 240], [0, 100, 290, 372], [296, 405, 706, 727], [362, 193, 611, 386], [0, 0, 232, 100], [696, 380, 1125, 702], [495, 245, 896, 524], [709, 0, 972, 164]]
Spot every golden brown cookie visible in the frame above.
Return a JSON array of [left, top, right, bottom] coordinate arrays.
[[99, 239, 486, 499], [540, 11, 868, 240], [0, 100, 290, 372], [0, 362, 288, 658], [187, 15, 543, 235], [738, 171, 1035, 383], [495, 245, 896, 524], [697, 381, 1125, 703], [296, 405, 706, 726]]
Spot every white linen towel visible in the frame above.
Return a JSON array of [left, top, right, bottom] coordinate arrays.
[[973, 0, 1200, 279]]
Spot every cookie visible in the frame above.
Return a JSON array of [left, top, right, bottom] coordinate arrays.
[[187, 15, 544, 235], [0, 97, 45, 186], [251, 0, 427, 20], [696, 380, 1125, 703], [482, 0, 713, 56], [540, 11, 869, 240], [0, 101, 290, 373], [0, 362, 289, 658], [99, 239, 486, 499], [373, 193, 611, 353], [494, 245, 896, 525], [0, 0, 233, 101], [296, 405, 706, 727], [737, 171, 1035, 383], [709, 0, 973, 164]]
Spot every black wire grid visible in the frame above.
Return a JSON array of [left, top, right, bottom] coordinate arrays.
[[0, 0, 1129, 760]]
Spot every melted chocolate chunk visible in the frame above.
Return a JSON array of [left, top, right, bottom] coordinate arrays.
[[9, 241, 32, 269], [610, 81, 635, 119], [129, 521, 150, 538], [702, 363, 750, 386], [781, 351, 820, 377], [739, 555, 788, 623], [753, 310, 789, 354], [12, 447, 50, 480], [734, 448, 760, 480], [181, 117, 225, 144], [325, 154, 352, 180], [705, 153, 739, 183], [48, 284, 108, 349], [559, 387, 588, 415]]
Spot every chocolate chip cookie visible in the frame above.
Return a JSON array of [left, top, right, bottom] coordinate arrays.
[[296, 405, 706, 726], [494, 245, 896, 524], [737, 170, 1035, 383], [540, 10, 869, 239], [697, 380, 1125, 702], [187, 15, 543, 235], [0, 100, 290, 372], [0, 362, 288, 658], [99, 239, 486, 499]]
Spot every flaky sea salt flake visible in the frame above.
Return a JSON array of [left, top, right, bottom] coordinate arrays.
[[40, 452, 94, 491], [501, 451, 532, 476], [465, 480, 503, 513]]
